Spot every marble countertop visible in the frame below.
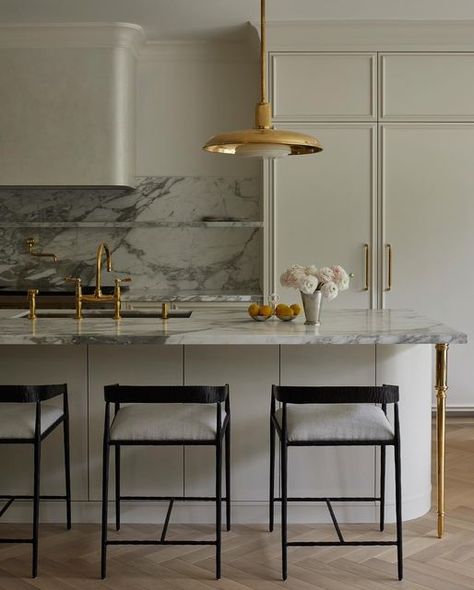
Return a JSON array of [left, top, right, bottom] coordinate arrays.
[[0, 308, 466, 346]]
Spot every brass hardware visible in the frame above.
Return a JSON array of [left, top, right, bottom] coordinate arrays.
[[27, 289, 39, 320], [26, 238, 58, 262], [113, 277, 132, 320], [363, 243, 370, 291], [65, 242, 132, 320], [385, 243, 392, 292], [202, 0, 322, 157], [65, 276, 83, 320], [162, 302, 169, 320], [435, 343, 449, 538]]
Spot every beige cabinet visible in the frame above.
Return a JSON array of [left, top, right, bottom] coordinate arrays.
[[271, 53, 377, 122], [268, 49, 474, 408], [274, 124, 376, 308], [381, 124, 474, 407], [380, 53, 474, 121]]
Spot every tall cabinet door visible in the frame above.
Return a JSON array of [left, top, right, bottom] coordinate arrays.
[[273, 124, 377, 308], [381, 124, 474, 407]]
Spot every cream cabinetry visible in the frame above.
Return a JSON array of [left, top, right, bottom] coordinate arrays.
[[271, 53, 377, 121], [273, 124, 376, 308], [268, 48, 474, 408]]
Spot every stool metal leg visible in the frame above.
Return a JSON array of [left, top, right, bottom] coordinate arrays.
[[225, 421, 231, 532], [269, 415, 275, 532], [115, 445, 121, 531], [380, 445, 386, 532], [63, 413, 72, 530], [281, 436, 288, 581], [32, 439, 41, 578], [216, 439, 222, 580], [394, 434, 403, 580], [101, 406, 111, 580]]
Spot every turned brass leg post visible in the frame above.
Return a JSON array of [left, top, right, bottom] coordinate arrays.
[[435, 343, 448, 538]]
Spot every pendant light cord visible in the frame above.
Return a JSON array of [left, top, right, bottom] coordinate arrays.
[[260, 0, 267, 104]]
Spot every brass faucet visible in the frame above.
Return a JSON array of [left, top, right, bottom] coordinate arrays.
[[26, 238, 59, 262], [65, 241, 131, 320]]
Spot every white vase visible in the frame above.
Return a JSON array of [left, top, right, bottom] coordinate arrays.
[[300, 290, 322, 326]]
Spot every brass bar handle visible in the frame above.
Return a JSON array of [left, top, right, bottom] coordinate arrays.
[[363, 243, 370, 291], [385, 243, 392, 292]]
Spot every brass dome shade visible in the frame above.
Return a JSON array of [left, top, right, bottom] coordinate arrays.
[[202, 0, 322, 159]]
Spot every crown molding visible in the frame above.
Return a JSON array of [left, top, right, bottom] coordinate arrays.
[[250, 20, 474, 52], [0, 23, 145, 55]]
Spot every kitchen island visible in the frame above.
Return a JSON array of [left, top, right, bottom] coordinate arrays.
[[0, 308, 466, 536]]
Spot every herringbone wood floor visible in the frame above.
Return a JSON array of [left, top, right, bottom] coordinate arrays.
[[1, 418, 474, 589]]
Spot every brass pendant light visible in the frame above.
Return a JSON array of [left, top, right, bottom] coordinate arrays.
[[202, 0, 322, 158]]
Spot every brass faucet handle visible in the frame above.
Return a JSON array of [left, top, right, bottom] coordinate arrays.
[[114, 277, 132, 284]]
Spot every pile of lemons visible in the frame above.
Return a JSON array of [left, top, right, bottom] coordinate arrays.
[[274, 303, 301, 321], [247, 303, 273, 320], [247, 302, 302, 321]]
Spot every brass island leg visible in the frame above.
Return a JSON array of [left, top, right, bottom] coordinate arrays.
[[435, 343, 449, 538]]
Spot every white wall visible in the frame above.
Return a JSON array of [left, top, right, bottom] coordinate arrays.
[[136, 42, 261, 178]]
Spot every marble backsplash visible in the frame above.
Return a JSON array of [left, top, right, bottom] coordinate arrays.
[[0, 176, 262, 297]]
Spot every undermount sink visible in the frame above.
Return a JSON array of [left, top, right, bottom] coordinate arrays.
[[13, 309, 192, 320]]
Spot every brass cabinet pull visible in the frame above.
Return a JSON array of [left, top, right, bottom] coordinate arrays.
[[363, 243, 370, 291], [385, 243, 392, 292]]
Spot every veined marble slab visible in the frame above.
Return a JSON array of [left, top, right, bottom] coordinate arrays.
[[0, 309, 466, 346], [0, 176, 262, 295]]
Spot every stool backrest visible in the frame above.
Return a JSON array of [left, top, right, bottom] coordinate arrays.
[[272, 385, 398, 405], [104, 384, 229, 404], [0, 384, 67, 403]]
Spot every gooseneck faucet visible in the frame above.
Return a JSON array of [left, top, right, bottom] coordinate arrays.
[[64, 241, 131, 320], [95, 241, 112, 298]]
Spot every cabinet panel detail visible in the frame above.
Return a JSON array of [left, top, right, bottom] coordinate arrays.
[[274, 124, 376, 308], [381, 123, 474, 406], [271, 52, 376, 121], [381, 53, 474, 120]]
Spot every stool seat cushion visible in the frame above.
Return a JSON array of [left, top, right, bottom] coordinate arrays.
[[276, 404, 394, 442], [110, 403, 224, 442], [0, 403, 63, 439]]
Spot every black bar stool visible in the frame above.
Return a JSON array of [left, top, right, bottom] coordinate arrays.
[[0, 384, 72, 577], [101, 384, 231, 580], [269, 384, 402, 581]]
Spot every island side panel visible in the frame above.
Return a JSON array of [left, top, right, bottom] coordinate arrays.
[[183, 345, 279, 523], [280, 345, 377, 523], [376, 344, 432, 521], [0, 345, 88, 521], [88, 345, 184, 522]]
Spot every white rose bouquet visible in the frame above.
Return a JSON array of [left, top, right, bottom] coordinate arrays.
[[280, 264, 351, 301]]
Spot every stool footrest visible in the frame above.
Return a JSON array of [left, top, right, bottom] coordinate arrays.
[[107, 540, 216, 546], [0, 538, 33, 544], [287, 541, 398, 547], [119, 495, 227, 502], [274, 496, 381, 502]]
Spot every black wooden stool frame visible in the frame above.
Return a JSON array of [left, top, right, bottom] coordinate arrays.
[[101, 384, 231, 580], [269, 385, 403, 581], [0, 384, 72, 578]]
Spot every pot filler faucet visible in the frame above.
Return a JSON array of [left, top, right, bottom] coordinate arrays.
[[65, 241, 131, 320]]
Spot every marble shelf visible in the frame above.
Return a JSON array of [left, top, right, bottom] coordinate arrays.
[[2, 221, 264, 228]]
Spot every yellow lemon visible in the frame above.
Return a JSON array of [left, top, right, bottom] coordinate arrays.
[[276, 304, 292, 317], [275, 303, 287, 313], [248, 303, 260, 317], [290, 303, 301, 316], [259, 305, 273, 317]]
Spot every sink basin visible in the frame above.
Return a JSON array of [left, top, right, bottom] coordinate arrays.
[[13, 309, 192, 319]]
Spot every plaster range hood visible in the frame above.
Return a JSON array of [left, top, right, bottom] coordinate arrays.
[[0, 23, 144, 190]]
